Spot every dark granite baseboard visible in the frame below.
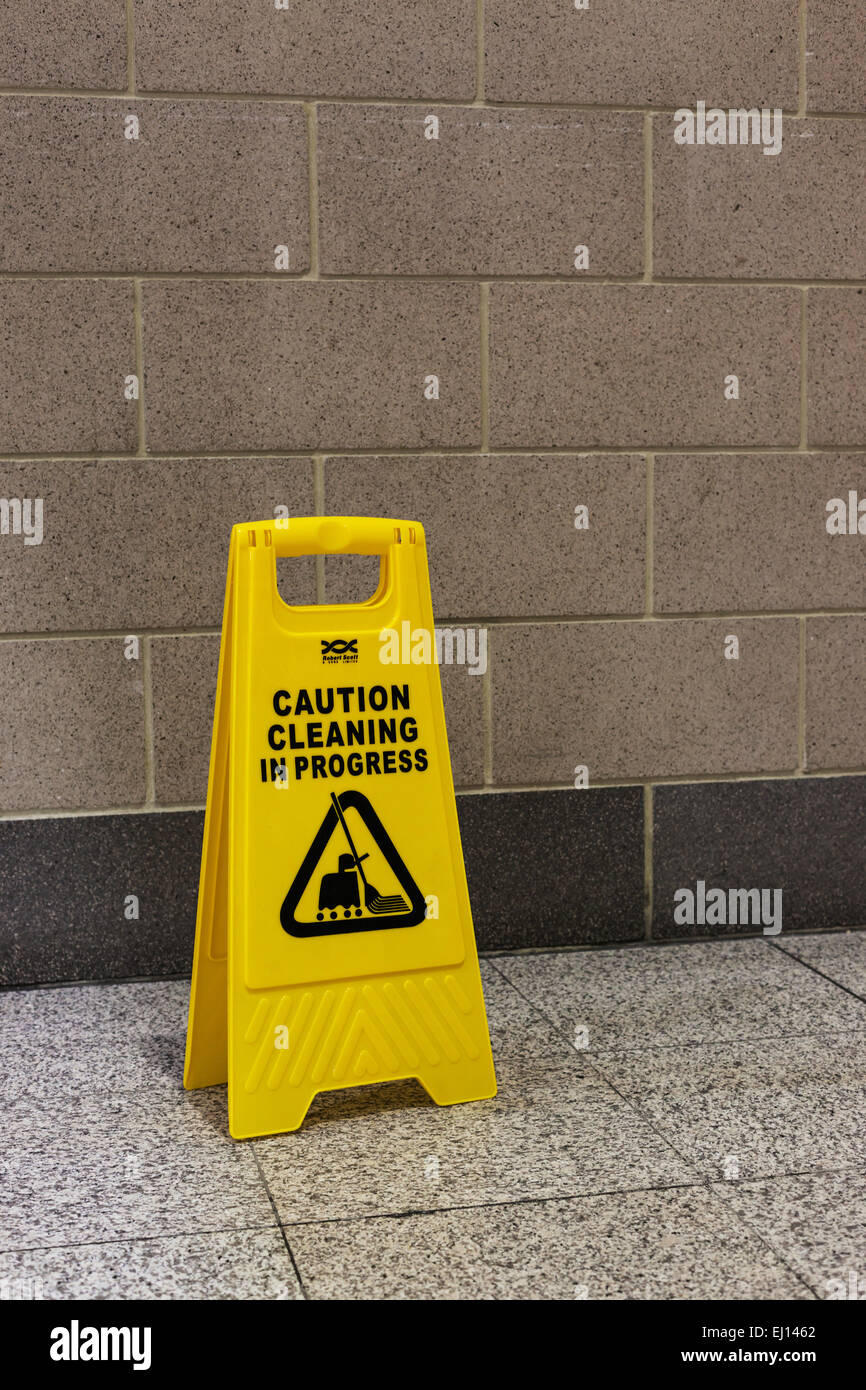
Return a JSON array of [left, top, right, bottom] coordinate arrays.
[[458, 787, 645, 950], [0, 811, 202, 987], [1, 776, 864, 986], [652, 776, 866, 940]]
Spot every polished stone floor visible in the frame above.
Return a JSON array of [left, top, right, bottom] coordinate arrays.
[[1, 932, 865, 1300]]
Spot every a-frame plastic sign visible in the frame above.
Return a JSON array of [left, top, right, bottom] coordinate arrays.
[[184, 516, 497, 1138]]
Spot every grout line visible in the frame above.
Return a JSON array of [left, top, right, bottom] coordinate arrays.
[[479, 282, 490, 451], [798, 616, 807, 773], [461, 765, 866, 789], [3, 931, 865, 999], [274, 1159, 864, 1233], [1, 445, 865, 463], [0, 1221, 282, 1258], [3, 269, 866, 288], [769, 938, 866, 1007], [475, 0, 485, 103], [698, 1182, 820, 1301], [482, 628, 493, 786], [278, 1179, 714, 1231], [0, 804, 206, 823], [484, 959, 702, 1174], [304, 103, 319, 279], [643, 784, 653, 940], [132, 278, 147, 455], [447, 607, 863, 623], [141, 636, 155, 806], [6, 88, 863, 118], [0, 627, 221, 642], [800, 287, 808, 450], [0, 608, 864, 646], [313, 455, 326, 600], [124, 0, 135, 96], [644, 451, 654, 616], [1, 608, 865, 644], [6, 765, 866, 825], [250, 1149, 309, 1299], [4, 926, 865, 994], [798, 0, 808, 118], [642, 113, 653, 282]]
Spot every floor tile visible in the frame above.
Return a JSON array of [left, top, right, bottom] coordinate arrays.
[[0, 980, 189, 1101], [774, 933, 866, 1000], [0, 1087, 274, 1251], [0, 1227, 301, 1300], [494, 939, 866, 1052], [481, 960, 600, 1093], [714, 1169, 866, 1300], [255, 1080, 694, 1223], [289, 1186, 808, 1300], [595, 1035, 866, 1181]]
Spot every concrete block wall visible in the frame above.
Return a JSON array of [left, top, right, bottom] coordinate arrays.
[[1, 1, 864, 984]]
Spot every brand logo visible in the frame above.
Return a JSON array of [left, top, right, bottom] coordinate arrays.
[[826, 492, 866, 535], [673, 880, 782, 935], [0, 496, 43, 546], [378, 622, 488, 675], [49, 1321, 151, 1371], [321, 638, 358, 665], [673, 101, 783, 156]]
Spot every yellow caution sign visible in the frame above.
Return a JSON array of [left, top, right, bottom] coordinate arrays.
[[184, 517, 497, 1138]]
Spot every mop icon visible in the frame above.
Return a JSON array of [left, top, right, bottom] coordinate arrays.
[[324, 791, 408, 915], [280, 788, 427, 936]]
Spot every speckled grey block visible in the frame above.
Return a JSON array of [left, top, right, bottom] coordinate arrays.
[[0, 1, 127, 90], [485, 0, 798, 108], [317, 104, 643, 276], [653, 120, 866, 280], [806, 619, 866, 772], [0, 812, 202, 986], [595, 1034, 866, 1181], [774, 931, 866, 999], [489, 285, 800, 449], [0, 1227, 301, 1301], [653, 454, 866, 616], [494, 938, 866, 1053], [0, 1087, 274, 1251], [151, 636, 220, 806], [322, 454, 647, 619], [0, 639, 146, 812], [142, 280, 480, 452], [0, 280, 136, 453], [807, 0, 866, 112], [289, 1185, 808, 1300], [458, 788, 645, 949], [714, 1169, 866, 1299], [491, 619, 799, 783], [652, 779, 866, 938], [0, 99, 309, 273], [134, 0, 476, 99], [0, 457, 316, 634], [808, 289, 866, 447], [438, 661, 485, 789]]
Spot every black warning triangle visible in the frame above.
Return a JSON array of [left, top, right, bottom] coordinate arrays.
[[281, 789, 428, 937]]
